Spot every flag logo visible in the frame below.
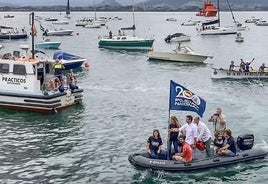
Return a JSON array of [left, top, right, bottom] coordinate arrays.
[[169, 80, 206, 117]]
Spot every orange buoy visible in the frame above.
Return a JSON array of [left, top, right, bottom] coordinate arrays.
[[84, 61, 90, 68]]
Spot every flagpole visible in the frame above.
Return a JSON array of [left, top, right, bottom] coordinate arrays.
[[167, 80, 172, 160]]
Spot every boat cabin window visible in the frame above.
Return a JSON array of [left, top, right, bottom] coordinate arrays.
[[122, 37, 127, 40], [13, 64, 26, 75], [0, 63, 9, 73]]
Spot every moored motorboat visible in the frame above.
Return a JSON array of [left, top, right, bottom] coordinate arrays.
[[129, 134, 267, 171], [98, 35, 154, 50], [245, 17, 261, 23], [148, 45, 213, 63], [52, 20, 69, 25], [164, 33, 191, 43], [53, 50, 87, 70], [211, 68, 268, 79], [0, 26, 28, 40], [35, 38, 61, 49], [43, 28, 73, 36], [255, 20, 268, 26]]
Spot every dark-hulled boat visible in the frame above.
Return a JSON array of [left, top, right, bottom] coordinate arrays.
[[129, 134, 267, 171]]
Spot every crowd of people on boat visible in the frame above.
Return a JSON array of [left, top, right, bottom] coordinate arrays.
[[229, 58, 267, 72], [145, 108, 238, 162], [48, 59, 79, 92]]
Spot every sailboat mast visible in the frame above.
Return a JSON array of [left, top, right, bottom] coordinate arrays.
[[132, 0, 136, 36], [94, 0, 97, 20], [226, 0, 236, 23], [217, 0, 220, 27], [66, 0, 70, 15]]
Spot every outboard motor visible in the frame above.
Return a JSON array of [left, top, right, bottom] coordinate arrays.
[[237, 134, 254, 150]]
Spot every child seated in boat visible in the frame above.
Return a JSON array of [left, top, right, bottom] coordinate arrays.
[[172, 135, 192, 162], [213, 130, 226, 155]]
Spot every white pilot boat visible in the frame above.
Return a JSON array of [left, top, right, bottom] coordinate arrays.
[[0, 12, 83, 113]]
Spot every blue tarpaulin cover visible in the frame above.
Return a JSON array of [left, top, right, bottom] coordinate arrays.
[[53, 50, 82, 60]]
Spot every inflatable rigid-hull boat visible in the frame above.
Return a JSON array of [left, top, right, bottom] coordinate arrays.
[[128, 148, 267, 172]]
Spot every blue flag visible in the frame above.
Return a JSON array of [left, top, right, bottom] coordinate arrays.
[[169, 80, 206, 117]]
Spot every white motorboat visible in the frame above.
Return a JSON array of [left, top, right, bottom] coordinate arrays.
[[164, 33, 191, 43], [52, 20, 69, 25], [35, 38, 61, 49], [45, 17, 58, 21], [255, 20, 268, 26], [211, 68, 268, 79], [148, 45, 213, 63], [0, 12, 83, 113], [43, 28, 73, 36], [181, 19, 200, 26], [245, 17, 261, 23], [166, 18, 177, 22], [84, 21, 101, 28]]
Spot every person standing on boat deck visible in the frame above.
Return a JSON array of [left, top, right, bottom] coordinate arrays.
[[229, 61, 236, 71], [208, 108, 227, 134], [168, 116, 181, 159], [239, 59, 245, 72], [194, 117, 212, 157], [218, 129, 236, 157], [146, 129, 164, 159], [179, 115, 198, 158], [172, 135, 192, 162], [259, 63, 266, 73], [244, 58, 254, 72], [53, 59, 65, 82], [109, 30, 112, 38]]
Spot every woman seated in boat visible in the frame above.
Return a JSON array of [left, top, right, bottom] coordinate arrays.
[[213, 130, 226, 155], [49, 76, 64, 92], [146, 129, 165, 159], [217, 129, 237, 157], [172, 134, 192, 162], [66, 71, 79, 91], [259, 63, 266, 73]]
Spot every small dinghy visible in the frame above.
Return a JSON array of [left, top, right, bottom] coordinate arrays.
[[129, 134, 267, 171]]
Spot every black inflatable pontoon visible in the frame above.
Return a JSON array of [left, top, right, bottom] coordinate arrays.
[[129, 134, 268, 171]]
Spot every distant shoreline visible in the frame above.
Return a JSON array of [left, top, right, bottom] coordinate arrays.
[[0, 6, 268, 12]]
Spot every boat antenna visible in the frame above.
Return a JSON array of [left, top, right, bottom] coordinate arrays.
[[132, 0, 136, 37], [226, 0, 236, 23], [29, 12, 35, 59]]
